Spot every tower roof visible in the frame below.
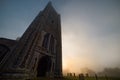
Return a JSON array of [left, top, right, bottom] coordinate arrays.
[[43, 1, 58, 15]]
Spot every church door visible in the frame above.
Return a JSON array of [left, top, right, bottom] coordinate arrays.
[[37, 55, 52, 77]]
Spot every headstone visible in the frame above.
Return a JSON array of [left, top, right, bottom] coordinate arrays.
[[95, 74, 98, 80], [79, 73, 85, 80]]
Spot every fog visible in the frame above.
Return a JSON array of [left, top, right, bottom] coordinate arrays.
[[60, 0, 120, 73], [0, 0, 120, 75]]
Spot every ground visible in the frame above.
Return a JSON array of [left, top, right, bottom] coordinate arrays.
[[33, 76, 120, 80]]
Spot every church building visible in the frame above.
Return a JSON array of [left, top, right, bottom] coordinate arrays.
[[0, 2, 62, 79]]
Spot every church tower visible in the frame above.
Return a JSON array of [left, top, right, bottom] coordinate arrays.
[[0, 2, 62, 79]]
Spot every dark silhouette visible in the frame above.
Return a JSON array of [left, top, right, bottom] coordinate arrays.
[[79, 73, 85, 80]]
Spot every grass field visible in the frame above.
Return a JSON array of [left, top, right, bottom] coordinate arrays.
[[34, 76, 120, 80]]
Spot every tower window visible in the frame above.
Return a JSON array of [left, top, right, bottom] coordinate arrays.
[[42, 33, 50, 49]]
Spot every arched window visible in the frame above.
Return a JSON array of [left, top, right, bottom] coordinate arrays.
[[42, 32, 57, 54], [42, 33, 50, 49], [0, 44, 10, 62], [49, 35, 55, 54]]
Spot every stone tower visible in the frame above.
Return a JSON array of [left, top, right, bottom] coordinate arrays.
[[0, 2, 62, 79]]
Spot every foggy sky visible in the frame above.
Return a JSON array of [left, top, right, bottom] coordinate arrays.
[[0, 0, 120, 74]]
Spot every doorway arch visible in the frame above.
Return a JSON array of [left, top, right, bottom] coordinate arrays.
[[37, 55, 52, 77]]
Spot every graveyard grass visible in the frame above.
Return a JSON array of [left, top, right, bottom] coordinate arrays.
[[33, 76, 120, 80]]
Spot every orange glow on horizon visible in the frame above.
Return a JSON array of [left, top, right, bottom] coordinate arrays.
[[62, 56, 96, 75]]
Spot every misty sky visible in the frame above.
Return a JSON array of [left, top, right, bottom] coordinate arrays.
[[0, 0, 120, 74]]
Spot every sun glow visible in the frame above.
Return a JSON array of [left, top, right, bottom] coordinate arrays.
[[62, 32, 96, 75]]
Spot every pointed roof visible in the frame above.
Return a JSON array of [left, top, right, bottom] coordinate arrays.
[[43, 1, 58, 15]]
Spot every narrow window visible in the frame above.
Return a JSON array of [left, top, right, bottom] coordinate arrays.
[[42, 33, 50, 49]]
